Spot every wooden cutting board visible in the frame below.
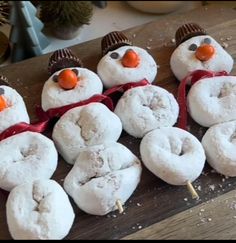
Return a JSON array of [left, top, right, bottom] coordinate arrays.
[[0, 5, 236, 240]]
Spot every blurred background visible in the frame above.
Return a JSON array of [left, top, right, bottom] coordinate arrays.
[[0, 1, 236, 66]]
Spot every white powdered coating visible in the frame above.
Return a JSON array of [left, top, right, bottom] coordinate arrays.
[[64, 143, 142, 215], [170, 35, 234, 81], [188, 76, 236, 127], [41, 67, 103, 111], [52, 103, 122, 164], [140, 127, 205, 185], [0, 85, 29, 133], [202, 120, 236, 177], [6, 179, 75, 240], [0, 132, 58, 191], [114, 85, 179, 138], [97, 46, 157, 89]]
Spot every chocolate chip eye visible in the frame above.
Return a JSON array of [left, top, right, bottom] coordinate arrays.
[[0, 88, 5, 95], [110, 52, 119, 59], [52, 75, 58, 82], [203, 37, 211, 45], [71, 69, 79, 76], [189, 43, 198, 51]]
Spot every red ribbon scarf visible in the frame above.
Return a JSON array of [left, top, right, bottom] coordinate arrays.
[[0, 79, 149, 141], [177, 69, 229, 130], [0, 94, 113, 141], [103, 79, 150, 106]]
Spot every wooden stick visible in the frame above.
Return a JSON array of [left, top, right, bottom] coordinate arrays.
[[116, 199, 124, 214], [186, 181, 199, 200]]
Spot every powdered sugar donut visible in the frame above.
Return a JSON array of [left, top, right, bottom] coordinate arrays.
[[170, 35, 233, 81], [0, 86, 29, 133], [114, 85, 179, 138], [41, 67, 103, 111], [188, 76, 236, 127], [52, 103, 122, 164], [0, 132, 58, 191], [140, 127, 205, 185], [202, 120, 236, 177], [64, 142, 141, 215], [97, 46, 157, 89], [6, 179, 75, 239]]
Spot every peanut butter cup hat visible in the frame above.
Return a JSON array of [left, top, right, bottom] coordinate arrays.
[[101, 31, 132, 56], [175, 23, 207, 47], [48, 48, 83, 75]]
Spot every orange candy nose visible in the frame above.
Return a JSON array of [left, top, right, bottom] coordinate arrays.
[[195, 44, 215, 62], [58, 69, 78, 90], [0, 96, 8, 112], [121, 49, 140, 68]]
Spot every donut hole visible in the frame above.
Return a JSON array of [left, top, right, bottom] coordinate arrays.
[[169, 137, 190, 156], [32, 184, 51, 213], [20, 144, 38, 158], [230, 131, 236, 142], [75, 109, 101, 142], [217, 83, 236, 98]]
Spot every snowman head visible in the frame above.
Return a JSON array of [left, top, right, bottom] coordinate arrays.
[[97, 31, 158, 89], [170, 23, 234, 81]]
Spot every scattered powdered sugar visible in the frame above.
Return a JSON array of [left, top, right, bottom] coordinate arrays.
[[209, 185, 215, 191]]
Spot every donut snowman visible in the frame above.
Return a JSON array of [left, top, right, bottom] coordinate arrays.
[[42, 48, 103, 112], [97, 31, 158, 89], [170, 23, 234, 81], [0, 85, 29, 134], [170, 24, 236, 179], [0, 82, 58, 192]]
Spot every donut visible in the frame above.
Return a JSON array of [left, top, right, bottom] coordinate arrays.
[[114, 85, 179, 138], [64, 142, 142, 215], [52, 103, 122, 164], [0, 132, 58, 191], [0, 85, 29, 133], [187, 76, 236, 127], [97, 46, 157, 89], [6, 179, 75, 239], [170, 35, 234, 81], [140, 127, 205, 185], [41, 67, 103, 111], [202, 120, 236, 177]]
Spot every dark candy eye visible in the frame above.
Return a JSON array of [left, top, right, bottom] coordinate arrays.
[[203, 37, 211, 45], [0, 88, 5, 95], [110, 52, 119, 59], [71, 69, 79, 76], [188, 43, 198, 51], [52, 75, 58, 82]]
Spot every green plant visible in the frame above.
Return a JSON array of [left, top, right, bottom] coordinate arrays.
[[39, 1, 93, 28]]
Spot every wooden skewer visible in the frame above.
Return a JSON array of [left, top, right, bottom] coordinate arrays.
[[186, 181, 199, 200], [116, 199, 124, 214]]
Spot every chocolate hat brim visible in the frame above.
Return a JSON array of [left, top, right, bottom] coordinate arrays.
[[175, 23, 207, 47], [48, 48, 83, 75], [102, 31, 132, 56]]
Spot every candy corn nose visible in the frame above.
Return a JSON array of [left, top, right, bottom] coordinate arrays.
[[121, 49, 140, 68], [195, 44, 215, 62]]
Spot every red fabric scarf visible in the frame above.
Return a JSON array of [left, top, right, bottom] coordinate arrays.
[[177, 70, 229, 130]]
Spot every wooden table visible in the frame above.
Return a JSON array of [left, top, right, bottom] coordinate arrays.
[[1, 5, 236, 240]]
